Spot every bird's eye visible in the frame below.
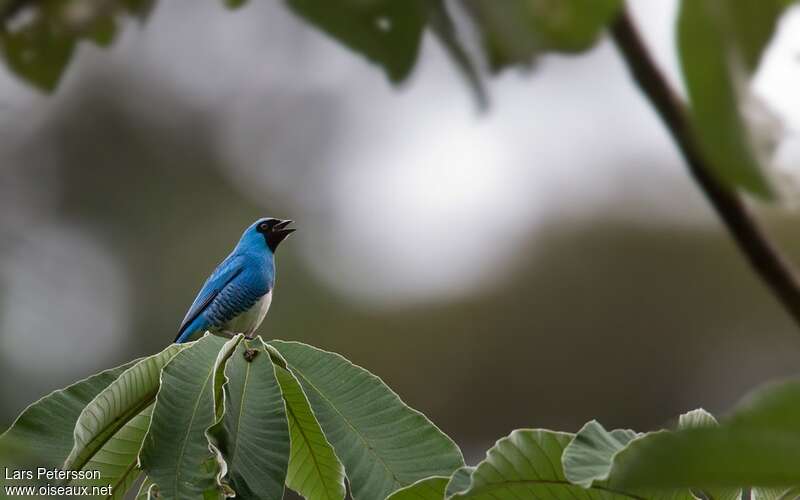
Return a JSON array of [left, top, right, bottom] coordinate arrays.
[[258, 222, 269, 231]]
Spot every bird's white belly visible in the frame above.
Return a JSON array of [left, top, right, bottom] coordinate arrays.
[[222, 291, 272, 335]]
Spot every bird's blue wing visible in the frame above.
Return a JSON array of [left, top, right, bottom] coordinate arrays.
[[175, 254, 244, 342]]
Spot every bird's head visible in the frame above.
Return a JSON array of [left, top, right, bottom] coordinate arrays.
[[240, 217, 295, 253]]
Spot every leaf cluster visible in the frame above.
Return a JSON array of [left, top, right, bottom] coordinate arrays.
[[5, 335, 800, 498], [0, 333, 464, 499], [388, 382, 800, 499]]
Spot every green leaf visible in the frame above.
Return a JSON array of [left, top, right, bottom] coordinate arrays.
[[268, 340, 464, 500], [678, 408, 718, 430], [0, 16, 75, 91], [205, 333, 244, 499], [464, 0, 621, 71], [71, 405, 153, 500], [139, 334, 237, 499], [613, 380, 800, 490], [425, 0, 487, 108], [86, 15, 118, 48], [284, 0, 426, 82], [720, 2, 784, 73], [562, 420, 639, 488], [676, 410, 741, 500], [271, 356, 346, 500], [450, 429, 646, 499], [207, 339, 290, 500], [445, 466, 474, 497], [0, 0, 157, 92], [211, 334, 245, 421], [385, 476, 450, 500], [561, 418, 714, 500], [66, 343, 187, 472], [0, 360, 135, 466], [677, 0, 787, 197]]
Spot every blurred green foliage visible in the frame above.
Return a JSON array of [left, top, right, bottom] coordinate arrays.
[[465, 0, 620, 70], [677, 0, 787, 198], [0, 0, 789, 197], [0, 0, 154, 90], [285, 0, 426, 83]]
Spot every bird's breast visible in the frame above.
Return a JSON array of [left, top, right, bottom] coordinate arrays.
[[220, 290, 272, 335], [251, 290, 273, 328]]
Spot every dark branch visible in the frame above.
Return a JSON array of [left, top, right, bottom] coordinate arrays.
[[610, 7, 800, 328]]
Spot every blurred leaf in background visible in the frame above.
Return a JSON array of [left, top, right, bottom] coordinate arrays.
[[677, 0, 787, 198], [464, 0, 621, 71], [0, 11, 75, 91], [285, 0, 426, 83], [0, 0, 155, 90]]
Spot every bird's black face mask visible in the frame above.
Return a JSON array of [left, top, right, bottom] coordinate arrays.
[[257, 219, 295, 252]]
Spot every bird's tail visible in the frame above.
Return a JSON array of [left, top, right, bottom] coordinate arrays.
[[174, 329, 194, 344], [175, 315, 208, 343]]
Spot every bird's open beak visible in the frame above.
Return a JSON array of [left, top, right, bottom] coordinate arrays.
[[267, 219, 295, 251]]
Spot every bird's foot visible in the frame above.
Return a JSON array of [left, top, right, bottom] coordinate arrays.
[[220, 330, 239, 339], [243, 348, 259, 362]]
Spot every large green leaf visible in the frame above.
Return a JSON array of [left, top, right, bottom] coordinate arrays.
[[211, 334, 245, 421], [284, 0, 425, 82], [139, 334, 237, 499], [65, 343, 187, 471], [677, 0, 786, 197], [207, 339, 290, 500], [0, 360, 134, 466], [268, 340, 464, 500], [70, 405, 153, 500], [464, 0, 621, 71], [450, 429, 645, 499], [613, 380, 800, 490], [268, 347, 346, 500]]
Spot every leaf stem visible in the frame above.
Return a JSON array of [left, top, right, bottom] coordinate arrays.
[[609, 6, 800, 329]]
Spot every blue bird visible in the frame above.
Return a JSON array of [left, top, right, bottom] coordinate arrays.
[[175, 218, 295, 344]]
